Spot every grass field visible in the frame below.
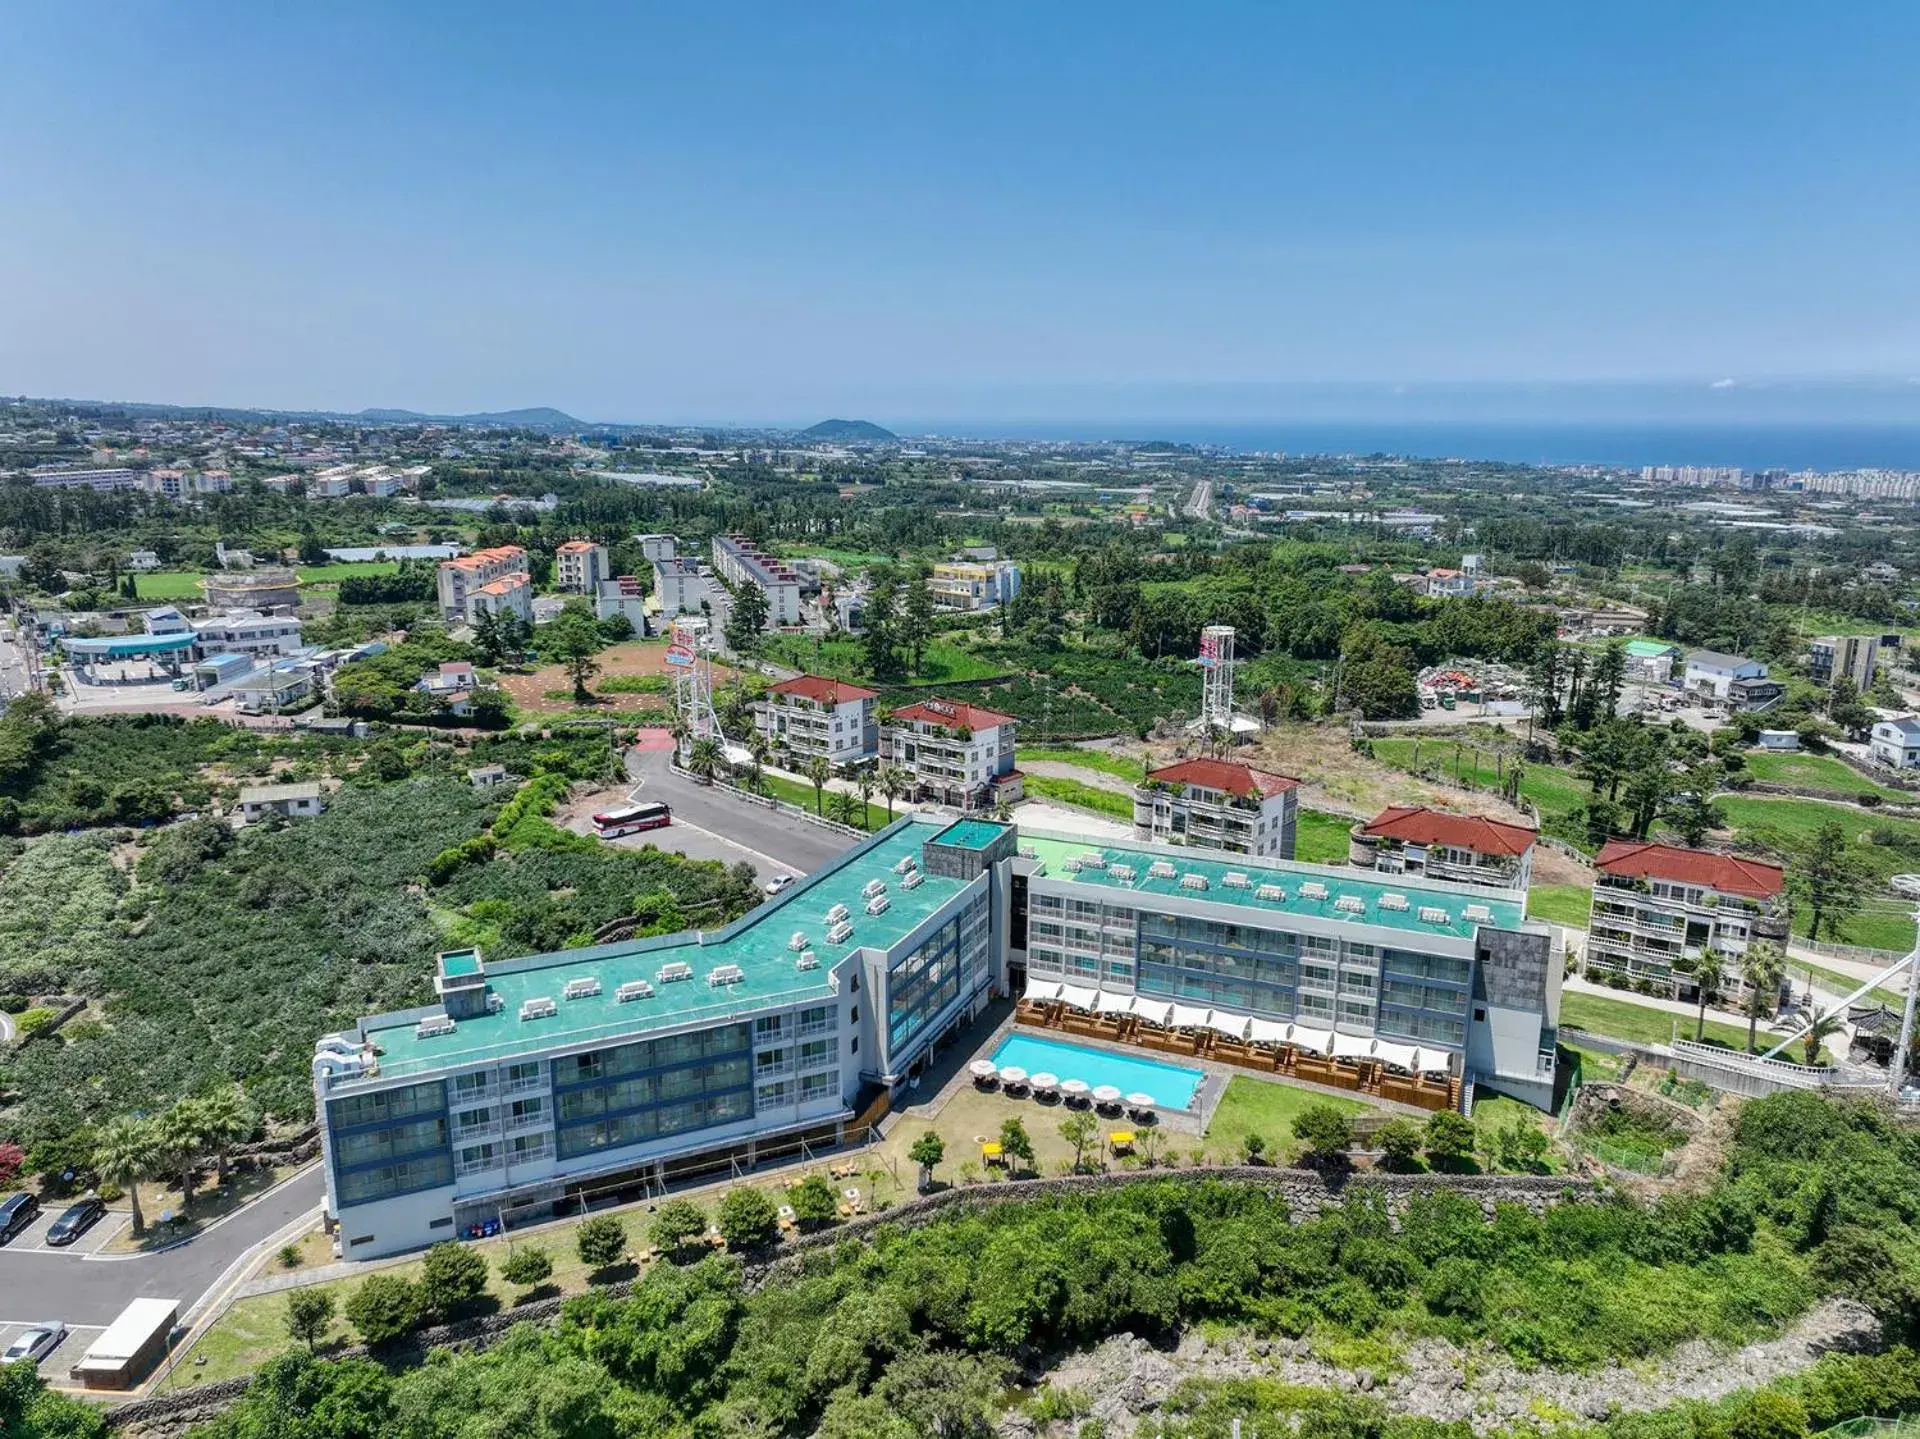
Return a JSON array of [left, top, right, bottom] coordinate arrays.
[[1715, 795, 1920, 951], [1369, 736, 1591, 845], [129, 560, 402, 602], [1295, 809, 1354, 865], [1527, 883, 1593, 929], [1742, 750, 1905, 801], [1471, 1093, 1566, 1173], [1793, 957, 1904, 1010], [1203, 1074, 1373, 1161], [1016, 745, 1144, 783], [1023, 773, 1133, 820], [763, 633, 1006, 686], [758, 771, 891, 830], [1561, 990, 1757, 1050]]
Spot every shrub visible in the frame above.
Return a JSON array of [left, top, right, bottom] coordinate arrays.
[[576, 1214, 628, 1269], [14, 1007, 58, 1039], [1423, 1110, 1475, 1166], [276, 1242, 302, 1269], [790, 1173, 840, 1228], [1726, 1390, 1810, 1439], [1240, 1133, 1268, 1164], [1293, 1104, 1355, 1162], [418, 1240, 488, 1316], [500, 1246, 553, 1289], [1374, 1119, 1423, 1171], [716, 1187, 779, 1250], [284, 1288, 336, 1352], [343, 1273, 421, 1345], [650, 1198, 708, 1252], [0, 994, 27, 1014]]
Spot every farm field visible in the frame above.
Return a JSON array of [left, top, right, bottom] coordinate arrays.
[[763, 634, 1006, 685]]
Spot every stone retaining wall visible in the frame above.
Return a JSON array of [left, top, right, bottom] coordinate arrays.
[[111, 1167, 1592, 1436]]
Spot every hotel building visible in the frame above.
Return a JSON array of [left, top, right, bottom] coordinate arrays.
[[437, 546, 530, 620]]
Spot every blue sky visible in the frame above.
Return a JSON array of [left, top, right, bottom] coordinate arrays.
[[3, 2, 1918, 426]]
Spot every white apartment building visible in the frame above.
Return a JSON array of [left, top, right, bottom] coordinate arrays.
[[594, 577, 650, 633], [1871, 716, 1920, 770], [635, 534, 677, 563], [555, 540, 609, 594], [881, 698, 1021, 810], [1584, 839, 1789, 999], [466, 574, 533, 626], [437, 546, 528, 619], [711, 535, 802, 625], [191, 610, 306, 659], [757, 675, 878, 766], [1682, 650, 1767, 702], [929, 558, 1021, 611], [652, 557, 706, 615], [30, 467, 139, 491], [1132, 758, 1300, 858]]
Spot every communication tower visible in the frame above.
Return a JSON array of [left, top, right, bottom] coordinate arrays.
[[1188, 624, 1262, 739], [667, 617, 721, 761]]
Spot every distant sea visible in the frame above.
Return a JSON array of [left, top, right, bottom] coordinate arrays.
[[907, 422, 1920, 473]]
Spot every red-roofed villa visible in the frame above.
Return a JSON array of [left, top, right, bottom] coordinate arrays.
[[1350, 804, 1537, 891], [1133, 757, 1301, 858], [1586, 839, 1790, 1000], [757, 673, 880, 766], [881, 697, 1021, 810]]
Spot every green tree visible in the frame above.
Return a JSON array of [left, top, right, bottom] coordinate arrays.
[[878, 763, 908, 819], [1794, 820, 1873, 942], [198, 1084, 255, 1188], [1423, 1109, 1475, 1169], [344, 1272, 421, 1345], [1375, 1118, 1423, 1171], [1663, 760, 1724, 846], [651, 1198, 708, 1253], [576, 1213, 628, 1269], [1058, 1110, 1099, 1173], [717, 1186, 779, 1249], [1726, 1390, 1811, 1439], [861, 567, 901, 680], [997, 1115, 1035, 1177], [543, 609, 605, 704], [1677, 951, 1726, 1042], [725, 581, 770, 656], [471, 607, 507, 666], [285, 1287, 337, 1353], [908, 1130, 945, 1190], [500, 1245, 553, 1291], [900, 567, 936, 676], [1293, 1104, 1355, 1164], [1740, 939, 1787, 1053], [790, 1173, 840, 1228], [157, 1096, 211, 1212], [93, 1115, 161, 1236], [418, 1240, 489, 1317], [687, 735, 722, 785], [806, 754, 832, 815]]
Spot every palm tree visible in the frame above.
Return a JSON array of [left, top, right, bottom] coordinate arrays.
[[805, 754, 831, 815], [158, 1098, 212, 1212], [830, 788, 859, 826], [668, 710, 692, 761], [94, 1116, 162, 1237], [854, 766, 876, 823], [878, 763, 907, 820], [199, 1085, 255, 1188], [993, 799, 1013, 823], [1677, 953, 1724, 1042], [1738, 940, 1787, 1054], [687, 736, 722, 786]]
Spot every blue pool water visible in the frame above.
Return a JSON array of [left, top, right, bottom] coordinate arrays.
[[989, 1033, 1205, 1111]]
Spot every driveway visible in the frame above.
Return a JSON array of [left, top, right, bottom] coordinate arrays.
[[622, 740, 858, 877], [0, 1167, 324, 1328]]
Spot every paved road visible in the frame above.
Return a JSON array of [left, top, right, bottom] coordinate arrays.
[[0, 1167, 324, 1327], [623, 742, 858, 877]]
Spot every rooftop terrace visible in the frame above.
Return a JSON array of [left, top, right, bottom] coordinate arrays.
[[355, 817, 972, 1080], [1020, 832, 1528, 941]]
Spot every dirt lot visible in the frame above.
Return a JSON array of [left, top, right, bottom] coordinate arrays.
[[500, 639, 738, 716]]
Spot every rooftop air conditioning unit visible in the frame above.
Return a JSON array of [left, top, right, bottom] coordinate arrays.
[[1063, 858, 1082, 872], [562, 977, 601, 1000], [826, 919, 854, 945], [796, 952, 820, 972], [1223, 872, 1250, 889], [708, 964, 745, 987], [658, 961, 693, 983], [519, 997, 557, 1021], [788, 930, 808, 951], [486, 992, 505, 1013], [866, 895, 892, 916], [862, 878, 886, 899], [1418, 906, 1451, 925], [1255, 883, 1286, 901], [1018, 847, 1037, 859], [1148, 860, 1176, 879], [615, 980, 655, 1003], [1078, 852, 1106, 869], [1179, 873, 1209, 891], [893, 855, 916, 874], [1334, 895, 1365, 914], [901, 870, 924, 890], [825, 903, 850, 925], [1379, 893, 1410, 911], [1464, 904, 1493, 922], [1108, 864, 1136, 883], [1299, 881, 1329, 900], [415, 1015, 456, 1039]]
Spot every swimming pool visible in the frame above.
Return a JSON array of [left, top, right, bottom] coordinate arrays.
[[989, 1033, 1205, 1111]]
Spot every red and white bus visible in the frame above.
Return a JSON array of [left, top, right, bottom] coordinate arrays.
[[592, 801, 671, 837]]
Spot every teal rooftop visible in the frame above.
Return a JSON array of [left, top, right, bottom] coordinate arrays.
[[933, 818, 1008, 851], [359, 817, 971, 1080], [1020, 833, 1528, 940]]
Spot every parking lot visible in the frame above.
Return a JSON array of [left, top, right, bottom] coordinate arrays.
[[0, 1320, 105, 1377], [0, 1205, 129, 1257]]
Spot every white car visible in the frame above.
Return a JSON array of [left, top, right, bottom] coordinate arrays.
[[763, 874, 797, 896], [2, 1323, 67, 1366]]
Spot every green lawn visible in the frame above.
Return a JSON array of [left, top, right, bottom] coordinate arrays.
[[754, 771, 891, 831], [1295, 809, 1354, 865], [128, 560, 401, 602], [1561, 990, 1757, 1051], [1016, 745, 1144, 783], [1370, 735, 1591, 846], [1715, 795, 1920, 951], [1527, 883, 1593, 929], [1742, 750, 1905, 801], [1022, 773, 1133, 821], [763, 634, 1006, 685], [297, 561, 402, 585], [1203, 1074, 1373, 1161]]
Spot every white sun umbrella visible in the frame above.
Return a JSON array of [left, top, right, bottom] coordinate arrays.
[[1095, 990, 1133, 1017], [1091, 1084, 1123, 1106], [1030, 1071, 1060, 1093], [968, 1059, 999, 1081], [1124, 1091, 1157, 1111], [998, 1065, 1029, 1087], [1060, 1078, 1091, 1100]]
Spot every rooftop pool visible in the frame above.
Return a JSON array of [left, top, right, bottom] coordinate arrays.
[[989, 1032, 1205, 1111]]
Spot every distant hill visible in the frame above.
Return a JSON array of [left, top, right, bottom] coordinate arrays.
[[799, 418, 897, 442], [354, 406, 584, 430]]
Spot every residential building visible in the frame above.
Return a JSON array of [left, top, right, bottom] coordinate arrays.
[[467, 573, 533, 626], [928, 558, 1021, 611], [1865, 560, 1902, 586], [309, 474, 354, 498], [468, 764, 510, 790], [594, 577, 651, 633], [1348, 805, 1537, 892], [555, 540, 609, 594], [315, 816, 1565, 1257], [634, 534, 677, 563], [437, 546, 528, 620], [1728, 674, 1786, 712], [1682, 650, 1768, 703], [366, 474, 407, 498], [1423, 568, 1475, 599], [880, 698, 1021, 810], [192, 610, 305, 658], [757, 675, 879, 766], [143, 606, 190, 636], [235, 782, 326, 823], [1132, 758, 1299, 858], [652, 557, 705, 615], [1585, 839, 1789, 999], [711, 535, 803, 625], [128, 549, 161, 571], [1809, 634, 1879, 691], [229, 663, 320, 714], [1870, 716, 1920, 770], [1623, 638, 1681, 683], [29, 467, 138, 491]]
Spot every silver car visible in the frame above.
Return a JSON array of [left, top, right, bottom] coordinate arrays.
[[1, 1323, 67, 1366]]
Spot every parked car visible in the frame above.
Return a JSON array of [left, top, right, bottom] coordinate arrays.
[[45, 1196, 107, 1246], [0, 1192, 40, 1245], [1, 1323, 66, 1366], [763, 874, 797, 896]]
